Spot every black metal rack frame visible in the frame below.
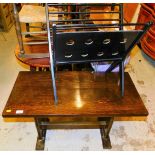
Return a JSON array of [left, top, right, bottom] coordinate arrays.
[[45, 4, 152, 103]]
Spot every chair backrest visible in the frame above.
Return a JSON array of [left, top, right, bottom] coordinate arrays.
[[52, 23, 151, 65]]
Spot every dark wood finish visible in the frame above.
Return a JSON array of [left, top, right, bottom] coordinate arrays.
[[2, 71, 148, 118], [2, 71, 148, 150], [33, 116, 114, 150], [98, 117, 114, 149], [35, 117, 49, 150]]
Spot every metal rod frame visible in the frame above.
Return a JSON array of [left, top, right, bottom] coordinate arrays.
[[23, 41, 48, 45], [53, 23, 149, 29], [49, 11, 120, 15], [46, 4, 58, 104], [22, 31, 47, 35], [106, 21, 153, 73], [13, 4, 49, 58], [50, 18, 121, 23], [46, 2, 153, 103], [13, 4, 25, 54], [48, 3, 120, 6]]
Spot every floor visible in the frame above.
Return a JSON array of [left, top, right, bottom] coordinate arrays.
[[0, 26, 155, 151]]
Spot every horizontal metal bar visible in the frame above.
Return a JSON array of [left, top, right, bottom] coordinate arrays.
[[23, 41, 48, 45], [18, 53, 49, 58], [56, 58, 122, 65], [55, 26, 120, 30], [26, 36, 48, 40], [48, 3, 120, 7], [48, 11, 120, 15], [22, 31, 47, 35], [50, 18, 120, 23], [54, 22, 150, 29]]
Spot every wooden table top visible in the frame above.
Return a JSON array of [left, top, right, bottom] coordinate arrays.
[[2, 71, 148, 118]]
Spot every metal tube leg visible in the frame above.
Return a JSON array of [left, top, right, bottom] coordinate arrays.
[[98, 117, 114, 149], [13, 4, 24, 54], [119, 61, 124, 97], [45, 4, 58, 104], [106, 61, 120, 73], [34, 117, 48, 150]]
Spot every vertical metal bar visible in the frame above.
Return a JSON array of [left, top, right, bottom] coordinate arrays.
[[13, 4, 24, 54], [119, 61, 124, 97], [45, 4, 58, 104], [119, 3, 123, 30], [111, 3, 115, 11], [106, 3, 124, 73]]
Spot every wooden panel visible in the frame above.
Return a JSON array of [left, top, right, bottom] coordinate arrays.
[[124, 3, 138, 22], [2, 71, 148, 117], [0, 3, 14, 31]]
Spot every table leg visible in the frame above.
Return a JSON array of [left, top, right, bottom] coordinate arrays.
[[98, 117, 114, 149], [30, 66, 37, 71], [25, 23, 31, 38], [34, 117, 49, 150]]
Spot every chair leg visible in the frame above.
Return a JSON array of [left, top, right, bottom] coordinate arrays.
[[30, 66, 37, 71], [25, 23, 31, 38], [119, 61, 124, 97]]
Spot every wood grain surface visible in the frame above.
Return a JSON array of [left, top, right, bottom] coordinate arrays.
[[2, 71, 148, 117]]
